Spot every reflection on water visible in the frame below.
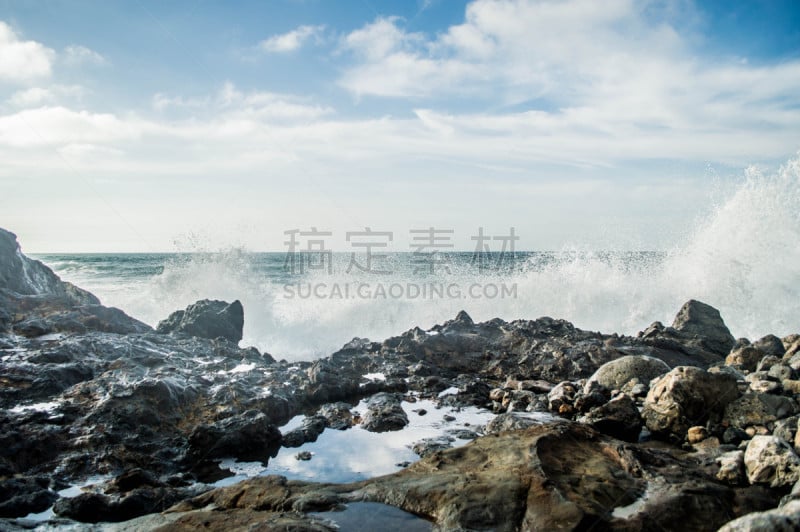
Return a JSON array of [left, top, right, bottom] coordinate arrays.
[[311, 501, 432, 531], [214, 397, 495, 486]]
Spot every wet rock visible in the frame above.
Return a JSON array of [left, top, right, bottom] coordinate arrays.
[[716, 450, 746, 485], [744, 435, 800, 487], [282, 415, 326, 448], [296, 451, 313, 461], [53, 485, 203, 523], [0, 476, 57, 518], [317, 402, 355, 430], [187, 410, 281, 463], [485, 412, 559, 434], [157, 299, 244, 343], [412, 436, 454, 458], [724, 393, 799, 431], [642, 366, 739, 441], [718, 500, 800, 532], [579, 394, 642, 442], [167, 422, 758, 532], [0, 228, 98, 306], [361, 393, 408, 432], [586, 355, 669, 392], [105, 468, 164, 494]]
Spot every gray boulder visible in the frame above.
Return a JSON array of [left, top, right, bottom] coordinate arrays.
[[672, 299, 735, 355], [724, 393, 799, 431], [585, 355, 669, 392], [360, 393, 408, 432], [157, 299, 244, 343]]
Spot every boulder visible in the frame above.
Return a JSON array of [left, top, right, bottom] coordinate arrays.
[[744, 435, 800, 488], [282, 415, 326, 448], [585, 355, 669, 392], [672, 300, 735, 355], [642, 366, 739, 441], [317, 402, 355, 430], [723, 393, 798, 431], [187, 410, 281, 463], [726, 347, 768, 372], [753, 334, 786, 357], [157, 299, 244, 343], [579, 394, 642, 442], [360, 393, 408, 433]]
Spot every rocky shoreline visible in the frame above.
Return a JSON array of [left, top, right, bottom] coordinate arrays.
[[2, 226, 800, 530]]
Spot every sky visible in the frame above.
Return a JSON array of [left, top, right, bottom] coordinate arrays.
[[0, 0, 799, 252]]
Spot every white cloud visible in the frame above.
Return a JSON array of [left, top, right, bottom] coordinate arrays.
[[8, 85, 86, 107], [63, 45, 107, 66], [0, 106, 139, 147], [260, 24, 325, 52], [0, 21, 55, 83]]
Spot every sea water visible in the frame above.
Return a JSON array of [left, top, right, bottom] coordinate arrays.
[[33, 156, 800, 360]]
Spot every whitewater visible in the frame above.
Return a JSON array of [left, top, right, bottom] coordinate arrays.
[[35, 156, 800, 360]]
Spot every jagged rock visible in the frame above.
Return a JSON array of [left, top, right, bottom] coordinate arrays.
[[187, 410, 281, 463], [485, 412, 560, 434], [157, 299, 244, 343], [0, 228, 98, 305], [411, 436, 454, 458], [53, 485, 204, 523], [744, 435, 800, 487], [718, 500, 800, 531], [642, 366, 739, 441], [282, 415, 326, 448], [586, 355, 669, 392], [671, 299, 735, 355], [317, 402, 355, 430], [0, 476, 57, 518], [361, 393, 408, 432]]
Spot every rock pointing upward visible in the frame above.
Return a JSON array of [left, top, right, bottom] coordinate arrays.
[[672, 299, 736, 355], [157, 299, 244, 343]]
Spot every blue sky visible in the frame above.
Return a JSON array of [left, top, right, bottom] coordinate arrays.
[[0, 0, 799, 251]]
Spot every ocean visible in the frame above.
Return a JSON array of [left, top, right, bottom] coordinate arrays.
[[32, 157, 800, 360]]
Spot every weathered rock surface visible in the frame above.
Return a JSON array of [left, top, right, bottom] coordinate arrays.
[[744, 435, 800, 488], [642, 366, 740, 441], [157, 299, 244, 343], [718, 499, 800, 531]]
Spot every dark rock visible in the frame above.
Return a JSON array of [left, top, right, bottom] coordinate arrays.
[[361, 393, 408, 432], [157, 299, 244, 343], [53, 485, 203, 523], [0, 476, 57, 518], [282, 415, 326, 448], [753, 334, 787, 357], [0, 228, 98, 306], [295, 451, 313, 461], [187, 410, 281, 463], [671, 299, 736, 355], [579, 394, 643, 442]]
